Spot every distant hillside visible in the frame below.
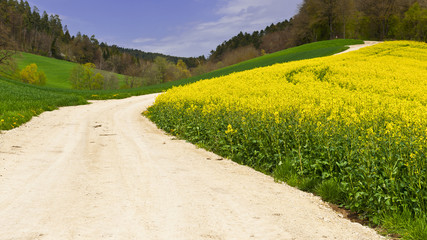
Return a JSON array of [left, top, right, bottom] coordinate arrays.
[[163, 39, 364, 88], [114, 46, 204, 68], [14, 52, 126, 89], [208, 0, 426, 63]]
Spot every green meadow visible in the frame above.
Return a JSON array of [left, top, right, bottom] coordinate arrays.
[[14, 52, 125, 89]]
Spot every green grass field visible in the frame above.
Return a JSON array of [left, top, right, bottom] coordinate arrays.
[[0, 76, 86, 130], [15, 52, 77, 88], [1, 39, 365, 131], [14, 52, 125, 88]]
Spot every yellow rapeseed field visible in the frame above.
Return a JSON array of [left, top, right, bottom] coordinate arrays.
[[147, 41, 426, 223]]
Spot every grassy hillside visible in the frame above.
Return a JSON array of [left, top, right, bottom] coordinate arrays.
[[2, 39, 365, 131], [15, 52, 77, 88], [13, 39, 363, 91], [14, 52, 125, 88], [147, 41, 427, 239], [167, 39, 363, 87]]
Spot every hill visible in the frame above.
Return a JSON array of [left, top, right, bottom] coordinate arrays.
[[158, 39, 364, 88], [12, 39, 362, 91], [1, 39, 363, 131], [14, 52, 125, 89]]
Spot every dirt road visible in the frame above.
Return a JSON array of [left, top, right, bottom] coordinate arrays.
[[334, 41, 381, 55], [0, 93, 384, 240]]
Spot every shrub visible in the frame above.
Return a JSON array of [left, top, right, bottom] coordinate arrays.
[[19, 63, 46, 85]]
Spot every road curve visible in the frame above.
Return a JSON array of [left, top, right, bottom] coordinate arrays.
[[334, 41, 381, 55], [0, 94, 384, 239]]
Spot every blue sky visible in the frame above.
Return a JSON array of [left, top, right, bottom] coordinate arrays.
[[28, 0, 302, 57]]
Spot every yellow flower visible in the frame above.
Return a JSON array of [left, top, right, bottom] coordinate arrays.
[[225, 124, 236, 134]]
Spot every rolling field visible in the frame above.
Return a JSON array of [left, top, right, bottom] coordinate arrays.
[[14, 52, 125, 88], [169, 39, 364, 87], [14, 52, 77, 88], [147, 41, 427, 239], [1, 39, 363, 130], [13, 39, 363, 90]]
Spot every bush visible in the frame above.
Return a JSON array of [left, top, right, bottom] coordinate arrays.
[[19, 63, 46, 85]]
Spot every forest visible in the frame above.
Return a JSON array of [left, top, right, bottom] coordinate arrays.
[[0, 0, 426, 88]]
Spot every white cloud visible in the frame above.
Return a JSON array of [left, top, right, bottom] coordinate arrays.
[[132, 38, 156, 44], [216, 0, 270, 15], [130, 0, 300, 57]]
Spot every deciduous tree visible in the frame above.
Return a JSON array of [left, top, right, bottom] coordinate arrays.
[[70, 63, 104, 90]]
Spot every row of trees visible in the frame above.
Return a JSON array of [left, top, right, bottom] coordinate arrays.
[[121, 57, 191, 89], [68, 57, 191, 90]]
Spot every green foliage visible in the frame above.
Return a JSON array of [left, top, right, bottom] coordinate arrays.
[[70, 63, 104, 90], [103, 72, 120, 90], [398, 2, 427, 41], [0, 56, 19, 80], [19, 63, 46, 86], [15, 52, 76, 88], [14, 40, 361, 92], [176, 59, 191, 79]]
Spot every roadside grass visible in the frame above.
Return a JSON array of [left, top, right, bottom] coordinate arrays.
[[0, 76, 86, 130], [381, 210, 427, 240]]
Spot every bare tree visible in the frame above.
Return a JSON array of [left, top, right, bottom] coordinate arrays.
[[0, 23, 16, 66]]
